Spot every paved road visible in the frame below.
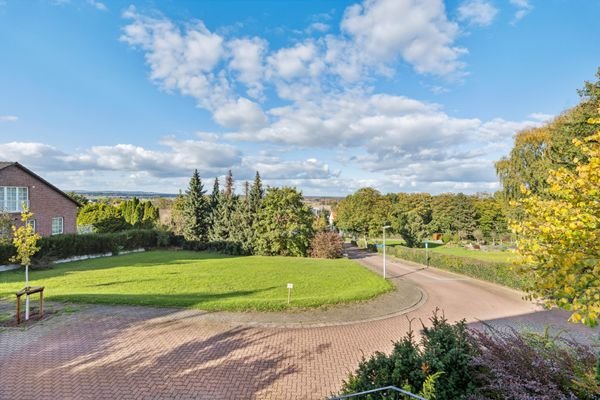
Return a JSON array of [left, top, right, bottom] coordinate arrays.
[[0, 250, 596, 399]]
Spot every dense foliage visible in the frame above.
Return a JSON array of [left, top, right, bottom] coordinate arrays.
[[335, 190, 508, 247], [182, 169, 210, 241], [77, 197, 159, 233], [309, 231, 344, 259], [0, 229, 168, 265], [255, 187, 314, 257], [513, 130, 600, 326], [338, 312, 599, 399], [496, 68, 600, 202], [340, 311, 478, 399]]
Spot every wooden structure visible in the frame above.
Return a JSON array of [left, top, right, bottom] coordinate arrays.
[[15, 286, 44, 324]]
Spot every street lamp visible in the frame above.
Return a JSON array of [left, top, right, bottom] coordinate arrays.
[[383, 225, 391, 279]]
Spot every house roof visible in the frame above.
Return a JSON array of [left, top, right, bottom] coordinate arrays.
[[0, 161, 80, 207]]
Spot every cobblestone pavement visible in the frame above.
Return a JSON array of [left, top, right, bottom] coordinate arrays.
[[1, 250, 597, 399]]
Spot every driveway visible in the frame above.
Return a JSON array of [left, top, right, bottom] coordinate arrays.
[[0, 249, 596, 399]]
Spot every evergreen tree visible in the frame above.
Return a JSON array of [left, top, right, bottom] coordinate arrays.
[[209, 171, 237, 241], [209, 177, 220, 212], [182, 169, 209, 241], [249, 171, 264, 213]]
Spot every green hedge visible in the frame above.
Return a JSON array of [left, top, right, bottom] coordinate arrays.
[[378, 245, 530, 290], [0, 229, 169, 266]]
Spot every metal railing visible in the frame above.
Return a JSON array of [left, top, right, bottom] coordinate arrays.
[[330, 386, 427, 400]]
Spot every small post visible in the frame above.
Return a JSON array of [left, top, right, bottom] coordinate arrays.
[[383, 225, 391, 279], [425, 239, 429, 267], [287, 283, 293, 305]]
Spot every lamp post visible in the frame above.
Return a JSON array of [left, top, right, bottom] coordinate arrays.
[[383, 225, 391, 279]]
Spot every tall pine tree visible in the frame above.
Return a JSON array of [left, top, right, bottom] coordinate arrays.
[[209, 170, 237, 241], [182, 169, 209, 241]]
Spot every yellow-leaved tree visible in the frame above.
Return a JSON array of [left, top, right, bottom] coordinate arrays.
[[513, 113, 600, 327], [11, 207, 41, 321]]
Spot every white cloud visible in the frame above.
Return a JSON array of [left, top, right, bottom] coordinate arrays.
[[213, 97, 267, 131], [510, 0, 533, 23], [307, 22, 330, 33], [340, 0, 467, 75], [87, 0, 107, 11], [227, 37, 267, 98], [0, 115, 18, 122], [457, 0, 498, 27]]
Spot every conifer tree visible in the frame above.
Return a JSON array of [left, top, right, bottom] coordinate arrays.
[[249, 171, 264, 213], [182, 169, 209, 241], [209, 171, 237, 241]]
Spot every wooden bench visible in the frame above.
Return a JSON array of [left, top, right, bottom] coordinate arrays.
[[15, 286, 44, 324]]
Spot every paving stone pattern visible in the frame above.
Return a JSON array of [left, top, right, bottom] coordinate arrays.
[[0, 249, 597, 399]]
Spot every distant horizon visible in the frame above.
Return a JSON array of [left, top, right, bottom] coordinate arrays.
[[1, 0, 598, 196]]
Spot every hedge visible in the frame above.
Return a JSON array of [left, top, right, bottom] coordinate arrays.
[[377, 245, 531, 290], [0, 229, 171, 266]]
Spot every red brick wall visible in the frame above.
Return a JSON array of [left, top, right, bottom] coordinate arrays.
[[0, 165, 78, 237]]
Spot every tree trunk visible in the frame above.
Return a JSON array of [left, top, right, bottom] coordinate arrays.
[[25, 264, 29, 321]]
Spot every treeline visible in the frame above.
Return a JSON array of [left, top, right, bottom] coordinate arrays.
[[169, 170, 340, 257], [335, 188, 509, 247]]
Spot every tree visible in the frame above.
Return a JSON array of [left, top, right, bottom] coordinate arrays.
[[255, 187, 314, 257], [335, 188, 391, 243], [496, 69, 600, 202], [209, 171, 238, 242], [310, 231, 344, 259], [66, 191, 89, 207], [249, 171, 264, 213], [513, 127, 600, 326], [182, 170, 209, 242], [77, 202, 128, 233], [0, 212, 12, 244], [11, 208, 41, 321]]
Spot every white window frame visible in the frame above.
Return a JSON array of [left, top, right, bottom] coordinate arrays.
[[0, 186, 29, 213], [52, 216, 64, 235], [27, 219, 36, 232]]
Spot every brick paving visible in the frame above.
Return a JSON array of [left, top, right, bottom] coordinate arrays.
[[0, 250, 597, 399]]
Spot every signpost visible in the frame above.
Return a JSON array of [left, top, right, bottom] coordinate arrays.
[[287, 283, 293, 305], [425, 239, 429, 267]]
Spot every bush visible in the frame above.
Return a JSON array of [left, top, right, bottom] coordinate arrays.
[[469, 327, 600, 399], [309, 231, 344, 259], [182, 240, 248, 256], [378, 245, 530, 290], [339, 310, 478, 399], [0, 243, 16, 265], [1, 229, 167, 265]]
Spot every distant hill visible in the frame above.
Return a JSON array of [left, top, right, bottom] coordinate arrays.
[[73, 190, 179, 199]]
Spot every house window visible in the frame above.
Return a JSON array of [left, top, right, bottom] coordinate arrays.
[[51, 217, 64, 235], [27, 219, 36, 232], [0, 187, 29, 213]]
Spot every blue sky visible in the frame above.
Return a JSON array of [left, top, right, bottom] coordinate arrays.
[[0, 0, 598, 195]]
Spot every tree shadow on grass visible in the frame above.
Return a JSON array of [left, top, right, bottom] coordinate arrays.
[[47, 288, 279, 310]]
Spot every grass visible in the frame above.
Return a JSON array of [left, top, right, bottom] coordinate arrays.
[[0, 250, 392, 312], [430, 246, 516, 263]]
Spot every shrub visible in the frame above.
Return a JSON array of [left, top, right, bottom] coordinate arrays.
[[0, 243, 16, 265], [469, 327, 600, 399], [1, 229, 166, 265], [309, 231, 344, 259], [378, 245, 530, 290], [182, 240, 248, 256], [339, 310, 478, 399]]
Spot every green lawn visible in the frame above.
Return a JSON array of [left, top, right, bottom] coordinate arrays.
[[0, 250, 392, 311], [430, 246, 516, 263]]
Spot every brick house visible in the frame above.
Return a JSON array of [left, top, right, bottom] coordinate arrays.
[[0, 162, 79, 236]]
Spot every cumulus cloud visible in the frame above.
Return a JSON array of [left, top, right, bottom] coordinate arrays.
[[227, 37, 267, 98], [340, 0, 467, 75], [457, 0, 498, 27]]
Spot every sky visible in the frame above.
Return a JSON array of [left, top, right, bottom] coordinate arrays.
[[0, 0, 598, 196]]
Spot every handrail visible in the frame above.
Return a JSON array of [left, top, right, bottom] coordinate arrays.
[[330, 386, 427, 400]]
